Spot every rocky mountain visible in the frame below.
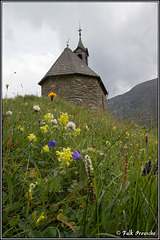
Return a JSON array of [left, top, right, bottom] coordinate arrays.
[[107, 78, 158, 127]]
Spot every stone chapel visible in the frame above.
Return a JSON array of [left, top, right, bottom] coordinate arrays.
[[38, 28, 108, 110]]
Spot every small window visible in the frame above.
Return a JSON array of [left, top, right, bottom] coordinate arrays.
[[78, 54, 82, 60]]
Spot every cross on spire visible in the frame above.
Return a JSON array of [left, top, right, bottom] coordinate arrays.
[[78, 23, 82, 37]]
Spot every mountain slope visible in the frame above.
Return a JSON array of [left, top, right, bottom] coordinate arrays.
[[107, 78, 158, 127]]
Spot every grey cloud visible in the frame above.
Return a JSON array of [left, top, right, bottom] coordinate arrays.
[[2, 2, 157, 98]]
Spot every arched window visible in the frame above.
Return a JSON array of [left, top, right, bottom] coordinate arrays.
[[78, 54, 82, 60]]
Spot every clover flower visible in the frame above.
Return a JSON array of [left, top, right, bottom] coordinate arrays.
[[56, 147, 73, 167], [58, 112, 69, 125], [51, 119, 57, 124], [6, 111, 12, 116], [49, 140, 56, 148], [72, 150, 81, 159], [33, 105, 40, 112], [27, 133, 37, 142], [42, 145, 49, 152], [67, 121, 76, 129], [142, 161, 151, 176]]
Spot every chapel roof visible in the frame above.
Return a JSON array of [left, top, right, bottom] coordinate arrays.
[[38, 46, 108, 95]]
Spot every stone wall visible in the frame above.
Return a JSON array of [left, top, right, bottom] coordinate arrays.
[[41, 74, 106, 110]]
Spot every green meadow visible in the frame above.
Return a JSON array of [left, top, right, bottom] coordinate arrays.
[[2, 95, 158, 238]]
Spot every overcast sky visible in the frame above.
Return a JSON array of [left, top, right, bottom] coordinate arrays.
[[2, 1, 158, 99]]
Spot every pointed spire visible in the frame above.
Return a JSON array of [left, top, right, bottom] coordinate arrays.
[[74, 25, 89, 65]]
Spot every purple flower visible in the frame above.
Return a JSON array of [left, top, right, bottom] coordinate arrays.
[[72, 150, 81, 159], [142, 161, 151, 176], [49, 140, 56, 148]]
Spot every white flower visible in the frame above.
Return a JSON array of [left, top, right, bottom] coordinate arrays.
[[67, 121, 76, 129], [51, 119, 57, 124], [84, 155, 93, 173], [33, 105, 40, 112], [6, 111, 12, 116]]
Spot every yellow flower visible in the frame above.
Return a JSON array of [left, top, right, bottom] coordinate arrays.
[[106, 140, 111, 146], [73, 128, 81, 136], [57, 148, 73, 167], [112, 126, 116, 131], [36, 212, 45, 226], [58, 113, 69, 125], [85, 125, 89, 131], [40, 125, 49, 133], [42, 145, 49, 152], [44, 113, 53, 122], [27, 133, 37, 142], [26, 192, 33, 200], [48, 92, 57, 98], [25, 103, 28, 106], [18, 126, 24, 131], [126, 131, 130, 137]]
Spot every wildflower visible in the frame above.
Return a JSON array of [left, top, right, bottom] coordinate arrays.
[[112, 126, 116, 131], [36, 212, 45, 226], [38, 119, 41, 126], [44, 113, 53, 123], [73, 128, 81, 136], [33, 105, 40, 112], [53, 125, 60, 130], [67, 121, 76, 129], [84, 155, 93, 173], [142, 161, 151, 176], [18, 126, 24, 132], [48, 92, 57, 101], [29, 183, 36, 192], [6, 111, 12, 116], [106, 140, 111, 146], [56, 148, 73, 167], [99, 162, 103, 167], [26, 192, 33, 200], [126, 131, 130, 137], [72, 150, 81, 159], [6, 84, 9, 89], [40, 125, 49, 134], [25, 103, 28, 106], [27, 133, 37, 142], [42, 145, 49, 152], [85, 124, 89, 131], [49, 140, 56, 148], [58, 112, 69, 125], [51, 119, 57, 124]]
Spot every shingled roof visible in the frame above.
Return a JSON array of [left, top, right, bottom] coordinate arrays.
[[38, 47, 108, 95]]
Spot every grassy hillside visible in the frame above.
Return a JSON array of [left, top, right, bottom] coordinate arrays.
[[2, 95, 158, 238]]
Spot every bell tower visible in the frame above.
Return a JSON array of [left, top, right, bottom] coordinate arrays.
[[74, 27, 89, 65]]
